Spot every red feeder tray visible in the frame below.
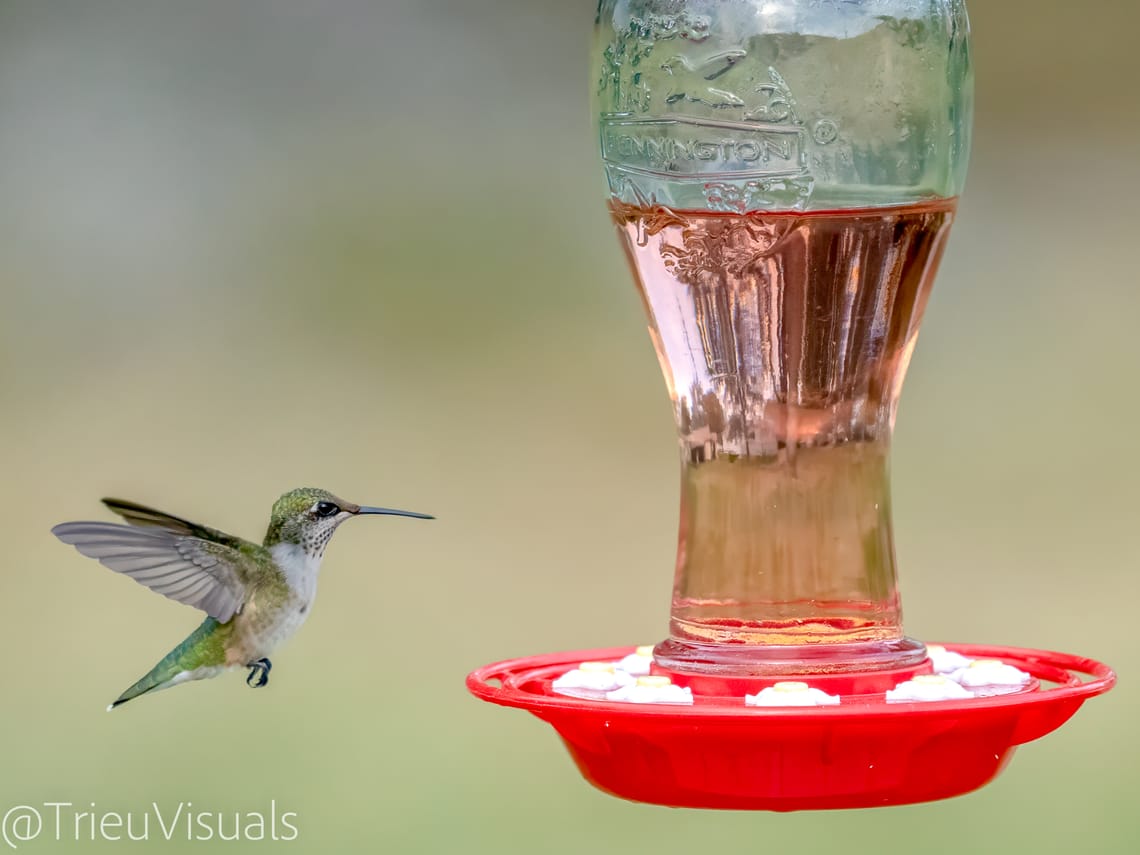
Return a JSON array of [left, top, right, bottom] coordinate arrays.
[[467, 644, 1114, 811]]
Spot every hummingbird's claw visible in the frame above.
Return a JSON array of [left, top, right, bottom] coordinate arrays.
[[246, 658, 272, 688]]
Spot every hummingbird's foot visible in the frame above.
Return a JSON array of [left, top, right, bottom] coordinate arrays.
[[245, 658, 272, 689]]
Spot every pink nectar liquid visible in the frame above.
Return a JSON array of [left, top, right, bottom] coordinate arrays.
[[613, 200, 956, 674]]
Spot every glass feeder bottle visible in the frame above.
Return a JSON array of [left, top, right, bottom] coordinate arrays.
[[593, 0, 973, 674]]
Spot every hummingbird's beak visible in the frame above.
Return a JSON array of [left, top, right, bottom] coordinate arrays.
[[353, 505, 435, 520]]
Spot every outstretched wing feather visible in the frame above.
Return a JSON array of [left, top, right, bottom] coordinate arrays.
[[51, 522, 249, 623], [100, 498, 249, 549]]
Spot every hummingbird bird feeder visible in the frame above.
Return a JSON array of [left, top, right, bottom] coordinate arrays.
[[467, 0, 1114, 810]]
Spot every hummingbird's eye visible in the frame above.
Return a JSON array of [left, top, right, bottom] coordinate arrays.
[[314, 501, 339, 518]]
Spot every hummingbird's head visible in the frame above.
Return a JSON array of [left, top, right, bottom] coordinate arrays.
[[265, 487, 433, 556]]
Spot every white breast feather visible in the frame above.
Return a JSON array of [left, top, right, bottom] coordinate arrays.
[[269, 542, 321, 602]]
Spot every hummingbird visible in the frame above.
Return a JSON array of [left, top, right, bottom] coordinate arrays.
[[51, 488, 432, 710]]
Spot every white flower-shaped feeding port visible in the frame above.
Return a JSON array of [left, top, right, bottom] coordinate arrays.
[[616, 646, 655, 677], [926, 645, 974, 674], [745, 681, 841, 707], [886, 674, 974, 702], [552, 661, 634, 698], [606, 675, 694, 705], [950, 659, 1032, 696]]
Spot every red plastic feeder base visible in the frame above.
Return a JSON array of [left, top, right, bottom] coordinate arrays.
[[466, 644, 1114, 811]]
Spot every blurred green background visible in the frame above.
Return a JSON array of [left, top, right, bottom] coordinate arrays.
[[0, 1, 1136, 852]]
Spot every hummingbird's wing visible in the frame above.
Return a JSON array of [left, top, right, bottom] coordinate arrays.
[[100, 498, 247, 549], [51, 521, 255, 623]]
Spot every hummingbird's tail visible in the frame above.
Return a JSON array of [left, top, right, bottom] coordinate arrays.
[[109, 617, 233, 710]]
